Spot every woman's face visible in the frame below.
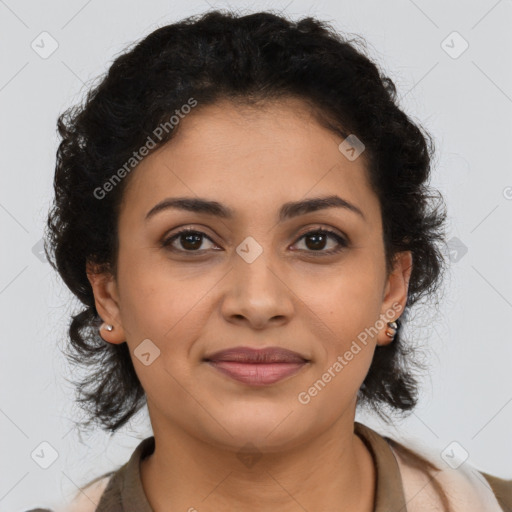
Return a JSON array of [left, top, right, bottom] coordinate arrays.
[[89, 98, 411, 451]]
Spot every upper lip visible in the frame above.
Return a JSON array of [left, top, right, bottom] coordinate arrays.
[[204, 346, 309, 364]]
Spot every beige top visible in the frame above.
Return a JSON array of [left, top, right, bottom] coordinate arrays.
[[29, 421, 512, 511]]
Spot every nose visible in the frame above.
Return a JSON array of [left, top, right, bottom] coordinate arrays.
[[220, 250, 294, 330]]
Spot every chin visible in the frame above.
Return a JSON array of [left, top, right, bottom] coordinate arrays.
[[204, 407, 311, 453]]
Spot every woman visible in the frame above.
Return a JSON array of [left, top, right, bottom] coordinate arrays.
[[35, 9, 510, 512]]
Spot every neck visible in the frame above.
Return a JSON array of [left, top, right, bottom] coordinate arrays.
[[140, 414, 376, 512]]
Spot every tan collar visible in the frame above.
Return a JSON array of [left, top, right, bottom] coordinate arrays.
[[354, 421, 408, 511]]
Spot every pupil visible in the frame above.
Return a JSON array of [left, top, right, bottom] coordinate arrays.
[[306, 233, 326, 250], [182, 233, 202, 250]]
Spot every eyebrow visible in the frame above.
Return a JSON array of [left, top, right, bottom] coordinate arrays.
[[145, 195, 366, 223]]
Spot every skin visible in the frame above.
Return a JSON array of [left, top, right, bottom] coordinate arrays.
[[87, 97, 412, 512]]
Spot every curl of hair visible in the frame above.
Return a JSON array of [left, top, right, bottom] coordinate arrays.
[[45, 10, 448, 435]]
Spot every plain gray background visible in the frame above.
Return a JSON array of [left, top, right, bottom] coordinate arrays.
[[1, 0, 511, 510]]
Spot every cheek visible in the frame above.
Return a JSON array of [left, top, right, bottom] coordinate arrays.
[[297, 261, 384, 340], [117, 250, 211, 336]]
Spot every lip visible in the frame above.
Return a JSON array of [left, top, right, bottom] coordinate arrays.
[[204, 346, 310, 386], [205, 346, 308, 364]]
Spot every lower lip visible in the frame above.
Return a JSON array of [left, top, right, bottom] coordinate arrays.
[[206, 361, 307, 386]]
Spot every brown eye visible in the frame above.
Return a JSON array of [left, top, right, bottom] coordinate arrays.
[[162, 229, 217, 252], [293, 229, 348, 255]]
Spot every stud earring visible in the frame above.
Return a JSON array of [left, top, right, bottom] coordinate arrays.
[[101, 323, 114, 332], [385, 320, 398, 339]]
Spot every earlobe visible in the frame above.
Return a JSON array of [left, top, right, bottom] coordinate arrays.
[[98, 321, 126, 345]]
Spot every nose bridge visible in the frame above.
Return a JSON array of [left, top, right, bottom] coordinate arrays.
[[221, 237, 293, 326], [234, 238, 281, 296]]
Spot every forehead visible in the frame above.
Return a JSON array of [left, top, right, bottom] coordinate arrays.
[[119, 98, 380, 225]]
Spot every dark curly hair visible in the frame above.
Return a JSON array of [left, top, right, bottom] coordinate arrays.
[[45, 10, 448, 437]]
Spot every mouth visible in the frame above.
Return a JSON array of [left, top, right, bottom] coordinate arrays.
[[203, 347, 310, 386]]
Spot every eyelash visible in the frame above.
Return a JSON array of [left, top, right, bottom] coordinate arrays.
[[161, 227, 349, 256]]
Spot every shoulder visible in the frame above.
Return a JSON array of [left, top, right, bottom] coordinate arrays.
[[59, 436, 152, 512], [63, 474, 113, 512], [388, 438, 511, 512], [480, 472, 512, 512]]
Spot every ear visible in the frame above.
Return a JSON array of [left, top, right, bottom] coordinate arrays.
[[377, 251, 413, 347], [86, 262, 127, 344]]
